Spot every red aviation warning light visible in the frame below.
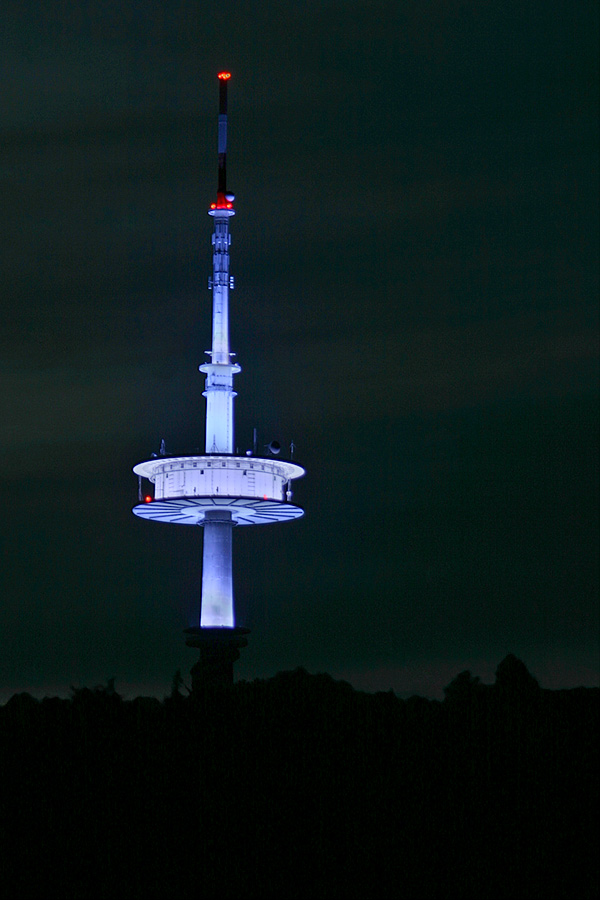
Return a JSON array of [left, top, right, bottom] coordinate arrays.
[[218, 72, 231, 80]]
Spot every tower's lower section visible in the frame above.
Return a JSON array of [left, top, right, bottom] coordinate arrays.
[[184, 626, 250, 689], [132, 455, 304, 686], [200, 509, 234, 627]]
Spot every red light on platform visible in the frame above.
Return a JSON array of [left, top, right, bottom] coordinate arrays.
[[144, 495, 153, 503], [218, 72, 231, 80], [210, 203, 217, 209], [226, 202, 232, 208]]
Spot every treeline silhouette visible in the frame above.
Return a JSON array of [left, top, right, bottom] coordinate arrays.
[[0, 655, 597, 899]]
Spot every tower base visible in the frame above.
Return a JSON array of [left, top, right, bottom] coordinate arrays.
[[184, 626, 250, 690]]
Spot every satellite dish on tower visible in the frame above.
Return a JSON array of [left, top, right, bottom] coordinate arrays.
[[267, 440, 281, 455]]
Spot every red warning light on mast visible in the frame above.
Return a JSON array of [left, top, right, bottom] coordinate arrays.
[[218, 72, 231, 80]]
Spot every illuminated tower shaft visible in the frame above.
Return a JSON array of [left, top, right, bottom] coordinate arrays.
[[200, 508, 234, 626], [200, 218, 239, 453]]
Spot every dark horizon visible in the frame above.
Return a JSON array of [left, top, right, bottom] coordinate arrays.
[[2, 658, 598, 899], [2, 646, 597, 706]]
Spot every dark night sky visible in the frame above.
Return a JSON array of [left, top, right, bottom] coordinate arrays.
[[1, 1, 598, 701]]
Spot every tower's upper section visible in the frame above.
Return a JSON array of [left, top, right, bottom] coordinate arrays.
[[201, 72, 239, 452]]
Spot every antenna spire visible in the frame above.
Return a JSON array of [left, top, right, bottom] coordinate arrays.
[[211, 72, 234, 211], [217, 72, 230, 200]]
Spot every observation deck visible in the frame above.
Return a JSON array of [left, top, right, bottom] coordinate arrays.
[[133, 454, 305, 525]]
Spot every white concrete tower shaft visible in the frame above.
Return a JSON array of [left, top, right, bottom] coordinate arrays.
[[200, 509, 234, 627], [200, 209, 240, 454]]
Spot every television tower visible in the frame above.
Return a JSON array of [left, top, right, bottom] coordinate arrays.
[[132, 72, 305, 686]]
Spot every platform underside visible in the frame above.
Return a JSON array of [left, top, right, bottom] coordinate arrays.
[[132, 496, 304, 525]]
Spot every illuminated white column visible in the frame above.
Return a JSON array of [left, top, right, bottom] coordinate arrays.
[[210, 218, 231, 363], [199, 209, 240, 454], [200, 510, 234, 627]]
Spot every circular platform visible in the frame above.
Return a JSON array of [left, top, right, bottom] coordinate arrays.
[[133, 454, 305, 482], [132, 496, 304, 526]]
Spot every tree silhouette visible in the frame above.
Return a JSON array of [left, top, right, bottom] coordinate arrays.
[[494, 653, 541, 698], [0, 659, 596, 899]]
